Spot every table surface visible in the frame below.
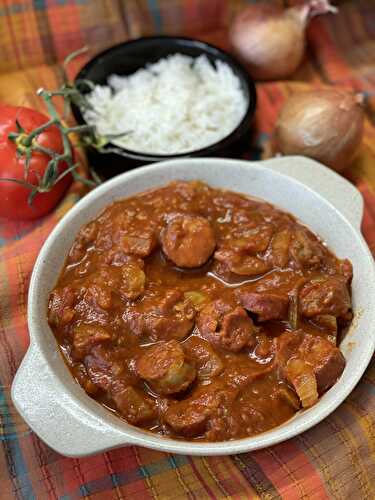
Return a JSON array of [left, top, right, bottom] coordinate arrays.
[[0, 1, 374, 499]]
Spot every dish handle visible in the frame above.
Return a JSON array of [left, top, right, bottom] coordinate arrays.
[[11, 344, 131, 457], [262, 156, 364, 231]]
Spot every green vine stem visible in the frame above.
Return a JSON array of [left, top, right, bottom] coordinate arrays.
[[2, 46, 111, 206]]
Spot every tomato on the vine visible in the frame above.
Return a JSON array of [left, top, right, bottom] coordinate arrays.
[[0, 104, 72, 220]]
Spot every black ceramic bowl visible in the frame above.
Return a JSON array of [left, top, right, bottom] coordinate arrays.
[[72, 36, 257, 178]]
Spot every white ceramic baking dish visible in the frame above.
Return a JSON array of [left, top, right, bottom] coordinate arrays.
[[11, 156, 375, 457]]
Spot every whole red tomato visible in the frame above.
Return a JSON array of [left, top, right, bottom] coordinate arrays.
[[0, 104, 72, 220]]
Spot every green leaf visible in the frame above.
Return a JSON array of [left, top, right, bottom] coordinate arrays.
[[42, 158, 59, 187]]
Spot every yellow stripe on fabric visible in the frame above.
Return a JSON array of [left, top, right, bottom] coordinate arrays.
[[205, 456, 259, 498], [161, 458, 214, 499], [201, 457, 230, 498], [133, 448, 212, 500], [332, 406, 374, 498], [145, 468, 197, 499], [0, 260, 12, 333], [15, 255, 27, 321], [324, 416, 370, 498], [345, 392, 375, 454], [187, 456, 240, 499], [166, 454, 195, 499], [350, 149, 375, 198]]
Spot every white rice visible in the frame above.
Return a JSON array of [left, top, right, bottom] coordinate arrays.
[[84, 54, 248, 155]]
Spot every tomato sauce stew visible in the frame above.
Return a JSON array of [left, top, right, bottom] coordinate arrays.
[[48, 181, 353, 441]]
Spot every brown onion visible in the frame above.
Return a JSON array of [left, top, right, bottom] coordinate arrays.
[[230, 1, 337, 81], [275, 89, 364, 172]]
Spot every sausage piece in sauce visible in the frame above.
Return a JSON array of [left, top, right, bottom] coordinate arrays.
[[197, 300, 255, 352], [136, 340, 196, 395], [161, 214, 216, 268], [236, 289, 289, 322], [299, 276, 351, 318], [275, 331, 346, 408]]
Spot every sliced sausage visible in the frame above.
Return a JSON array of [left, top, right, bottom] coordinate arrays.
[[289, 228, 324, 270], [164, 400, 208, 437], [123, 289, 195, 342], [111, 383, 156, 425], [145, 290, 196, 341], [72, 323, 112, 359], [183, 336, 224, 379], [197, 299, 255, 352], [84, 346, 118, 391], [103, 249, 144, 269], [85, 282, 112, 310], [304, 333, 346, 392], [72, 363, 99, 395], [164, 381, 237, 437], [236, 289, 289, 322], [87, 264, 146, 304], [223, 361, 274, 391], [122, 232, 157, 257], [228, 224, 274, 254], [275, 330, 346, 407], [299, 276, 351, 318], [214, 249, 271, 276], [161, 214, 216, 268], [136, 340, 196, 395]]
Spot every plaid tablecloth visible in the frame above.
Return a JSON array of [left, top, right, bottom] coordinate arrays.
[[1, 1, 375, 498]]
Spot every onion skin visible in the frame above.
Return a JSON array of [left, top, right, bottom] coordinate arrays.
[[275, 89, 364, 172], [229, 1, 337, 81]]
